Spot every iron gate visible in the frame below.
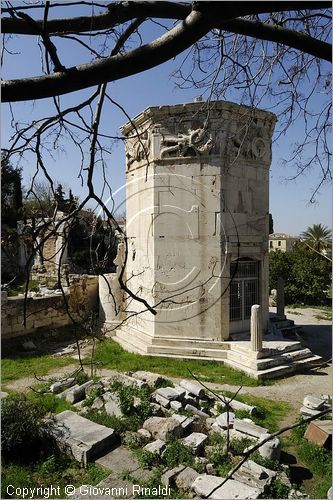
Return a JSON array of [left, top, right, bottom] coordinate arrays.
[[230, 260, 259, 325]]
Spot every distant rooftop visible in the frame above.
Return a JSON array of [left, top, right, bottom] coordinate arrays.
[[269, 233, 298, 239]]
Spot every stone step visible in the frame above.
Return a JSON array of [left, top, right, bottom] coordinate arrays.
[[228, 340, 303, 357], [147, 344, 228, 360], [115, 330, 150, 355], [150, 337, 230, 350], [293, 355, 323, 368], [227, 348, 315, 371], [115, 330, 228, 362], [223, 358, 294, 380]]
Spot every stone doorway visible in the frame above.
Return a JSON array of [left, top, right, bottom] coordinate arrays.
[[229, 260, 260, 333]]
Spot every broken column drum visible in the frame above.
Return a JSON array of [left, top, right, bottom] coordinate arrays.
[[251, 304, 263, 352], [111, 101, 276, 358]]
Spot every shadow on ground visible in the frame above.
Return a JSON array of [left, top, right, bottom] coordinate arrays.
[[298, 325, 332, 361]]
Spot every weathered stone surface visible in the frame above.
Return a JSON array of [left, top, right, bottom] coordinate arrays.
[[132, 371, 166, 388], [209, 479, 262, 499], [161, 465, 186, 488], [143, 417, 183, 441], [173, 385, 187, 400], [192, 475, 224, 497], [137, 428, 151, 440], [216, 412, 235, 429], [144, 439, 166, 455], [206, 418, 215, 429], [155, 387, 181, 401], [91, 396, 104, 410], [206, 463, 217, 475], [233, 419, 268, 438], [182, 433, 208, 455], [303, 395, 326, 410], [180, 380, 205, 398], [172, 414, 195, 431], [183, 395, 199, 407], [300, 406, 323, 417], [175, 467, 200, 492], [211, 422, 227, 436], [57, 384, 80, 403], [48, 410, 115, 465], [170, 400, 183, 411], [50, 378, 75, 393], [85, 381, 103, 396], [185, 404, 209, 418], [154, 393, 171, 408], [234, 460, 276, 490], [95, 446, 154, 496], [229, 400, 256, 415], [150, 402, 164, 416], [109, 373, 147, 389], [258, 434, 281, 461], [104, 396, 122, 417], [304, 420, 332, 447]]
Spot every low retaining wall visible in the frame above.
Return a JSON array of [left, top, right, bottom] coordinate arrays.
[[1, 275, 98, 339]]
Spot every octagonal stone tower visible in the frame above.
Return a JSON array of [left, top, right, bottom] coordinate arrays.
[[112, 100, 276, 359]]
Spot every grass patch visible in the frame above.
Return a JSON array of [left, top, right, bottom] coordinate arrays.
[[283, 419, 333, 499], [1, 352, 74, 386], [92, 338, 264, 387], [221, 392, 290, 432], [1, 454, 108, 499], [27, 392, 74, 414]]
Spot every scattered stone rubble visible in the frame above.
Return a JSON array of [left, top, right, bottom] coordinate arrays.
[[300, 394, 332, 417], [47, 370, 310, 498]]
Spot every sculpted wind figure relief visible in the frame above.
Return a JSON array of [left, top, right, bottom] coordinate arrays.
[[160, 127, 213, 158]]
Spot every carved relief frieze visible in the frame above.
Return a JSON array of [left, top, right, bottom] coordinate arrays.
[[158, 126, 213, 159], [125, 128, 151, 168], [227, 118, 273, 162]]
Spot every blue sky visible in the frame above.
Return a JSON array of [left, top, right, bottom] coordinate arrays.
[[2, 5, 331, 235]]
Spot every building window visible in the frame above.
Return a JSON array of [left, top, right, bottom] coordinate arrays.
[[278, 241, 281, 246], [269, 241, 273, 248]]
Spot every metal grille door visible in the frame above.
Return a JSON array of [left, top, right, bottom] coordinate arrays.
[[229, 260, 259, 330]]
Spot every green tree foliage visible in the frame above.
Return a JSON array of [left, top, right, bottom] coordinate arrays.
[[1, 156, 23, 229], [300, 223, 332, 253], [23, 182, 77, 218], [269, 246, 331, 305], [68, 212, 117, 274], [269, 214, 274, 235], [1, 394, 48, 462]]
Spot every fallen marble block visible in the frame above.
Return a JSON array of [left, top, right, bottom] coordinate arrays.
[[192, 474, 224, 497], [144, 439, 166, 456], [179, 380, 205, 398], [303, 395, 326, 410], [215, 412, 235, 429], [50, 378, 75, 394], [208, 478, 262, 499], [233, 419, 268, 438], [182, 432, 208, 455], [46, 410, 115, 465], [132, 371, 166, 388]]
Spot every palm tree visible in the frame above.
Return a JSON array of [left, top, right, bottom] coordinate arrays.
[[300, 224, 332, 253]]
